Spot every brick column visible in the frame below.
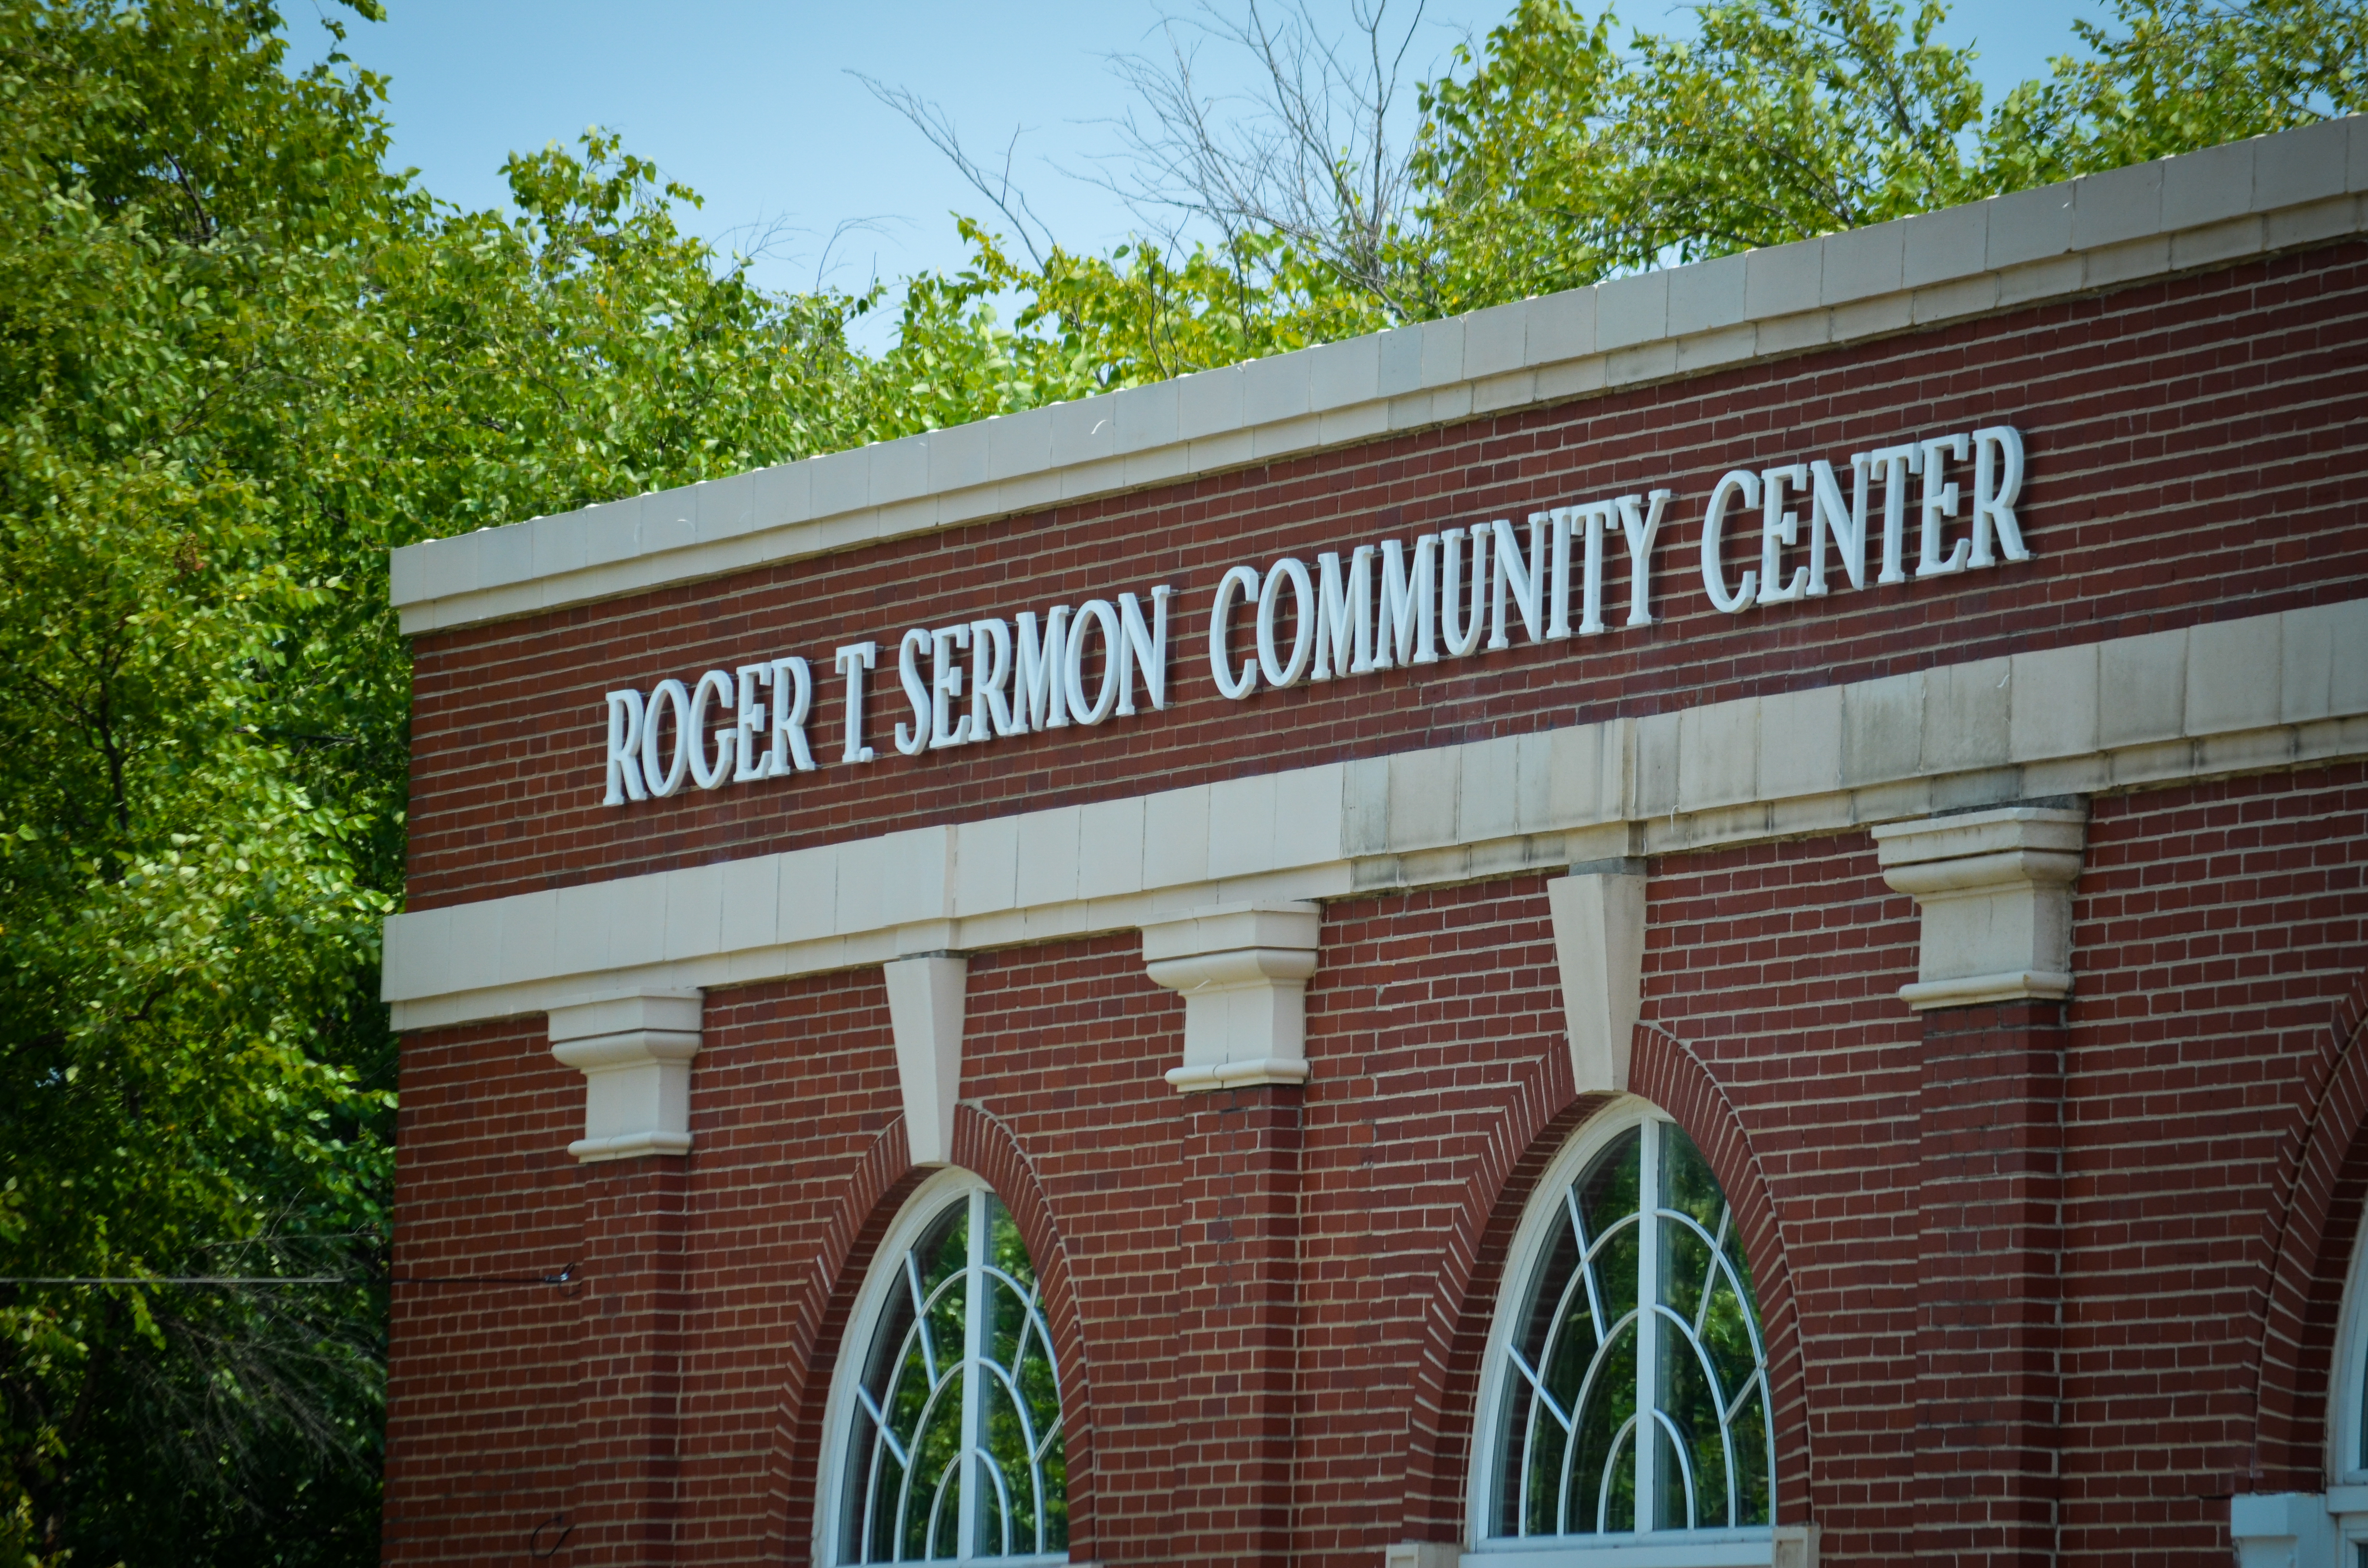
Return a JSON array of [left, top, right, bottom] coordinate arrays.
[[1914, 1000, 2065, 1566], [570, 1161, 689, 1566], [544, 991, 703, 1564], [1175, 1086, 1304, 1564], [1141, 904, 1321, 1563], [1876, 806, 2086, 1568]]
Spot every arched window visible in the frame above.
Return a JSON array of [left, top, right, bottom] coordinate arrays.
[[824, 1171, 1067, 1565], [1473, 1103, 1775, 1557]]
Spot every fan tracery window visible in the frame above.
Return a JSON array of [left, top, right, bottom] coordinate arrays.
[[1478, 1108, 1775, 1554], [831, 1175, 1066, 1565]]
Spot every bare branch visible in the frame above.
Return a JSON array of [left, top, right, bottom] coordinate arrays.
[[851, 74, 1058, 269], [1078, 0, 1436, 319]]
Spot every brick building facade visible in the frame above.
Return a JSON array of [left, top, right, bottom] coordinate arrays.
[[379, 121, 2368, 1567]]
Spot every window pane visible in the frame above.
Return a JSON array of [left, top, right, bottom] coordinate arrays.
[[1494, 1205, 1581, 1535], [920, 1208, 969, 1384], [1571, 1316, 1638, 1532], [1502, 1366, 1564, 1537], [1494, 1128, 1641, 1538], [1580, 1133, 1643, 1299], [1728, 1381, 1772, 1526], [925, 1455, 962, 1561], [1035, 1430, 1068, 1554], [1657, 1315, 1724, 1526], [976, 1396, 1010, 1556], [845, 1200, 967, 1563], [1655, 1126, 1771, 1531], [990, 1198, 1036, 1292], [1654, 1417, 1693, 1531]]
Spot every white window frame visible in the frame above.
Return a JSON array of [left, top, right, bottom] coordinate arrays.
[[815, 1166, 1068, 1568], [1465, 1098, 1778, 1568], [2330, 1202, 2368, 1553]]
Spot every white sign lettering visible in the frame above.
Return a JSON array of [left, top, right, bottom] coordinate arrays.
[[597, 426, 2026, 803]]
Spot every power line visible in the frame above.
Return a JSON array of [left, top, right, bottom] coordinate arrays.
[[0, 1263, 577, 1288], [397, 1265, 578, 1287], [0, 1275, 349, 1286]]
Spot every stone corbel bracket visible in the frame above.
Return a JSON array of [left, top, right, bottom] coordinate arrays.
[[1142, 903, 1321, 1092], [548, 990, 703, 1161], [1873, 805, 2088, 1011], [1547, 859, 1648, 1093]]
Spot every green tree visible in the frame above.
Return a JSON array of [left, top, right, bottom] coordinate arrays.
[[358, 131, 887, 536], [1983, 0, 2368, 188], [0, 0, 412, 1559], [968, 0, 2368, 357], [1408, 0, 2368, 312], [0, 5, 917, 1564], [1416, 0, 1988, 297]]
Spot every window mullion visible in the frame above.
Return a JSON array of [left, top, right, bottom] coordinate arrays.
[[958, 1190, 988, 1561], [1635, 1119, 1662, 1531]]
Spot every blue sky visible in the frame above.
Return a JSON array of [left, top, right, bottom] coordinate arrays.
[[291, 0, 2104, 344]]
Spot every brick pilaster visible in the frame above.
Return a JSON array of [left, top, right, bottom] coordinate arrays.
[[1174, 1086, 1303, 1565], [1915, 1000, 2065, 1567], [570, 1159, 689, 1566]]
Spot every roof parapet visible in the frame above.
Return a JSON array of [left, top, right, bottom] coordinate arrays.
[[389, 117, 2368, 637]]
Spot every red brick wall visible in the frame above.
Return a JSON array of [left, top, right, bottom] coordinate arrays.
[[384, 763, 2368, 1566], [1641, 822, 1927, 1562], [382, 1014, 584, 1555], [2058, 762, 2368, 1560], [402, 243, 2368, 912]]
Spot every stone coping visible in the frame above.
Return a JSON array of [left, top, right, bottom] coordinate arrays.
[[386, 119, 2368, 637], [381, 594, 2368, 1031]]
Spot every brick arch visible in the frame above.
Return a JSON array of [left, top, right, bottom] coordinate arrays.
[[1629, 1021, 1814, 1527], [765, 1117, 926, 1565], [1395, 1040, 1596, 1543], [2246, 970, 2368, 1490]]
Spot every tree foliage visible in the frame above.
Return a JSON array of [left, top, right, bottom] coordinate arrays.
[[1983, 0, 2368, 187], [1029, 0, 2368, 336], [1414, 0, 1989, 299], [0, 4, 894, 1563], [0, 0, 2359, 1562], [0, 2, 409, 1558]]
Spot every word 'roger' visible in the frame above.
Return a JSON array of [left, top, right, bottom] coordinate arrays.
[[599, 424, 2028, 806]]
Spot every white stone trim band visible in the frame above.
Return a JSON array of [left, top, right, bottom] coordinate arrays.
[[388, 120, 2368, 636], [384, 595, 2368, 1032], [2230, 1493, 2335, 1566]]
